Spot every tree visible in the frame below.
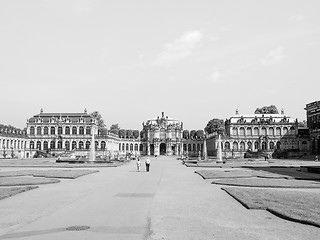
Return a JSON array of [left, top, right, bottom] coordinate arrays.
[[205, 119, 225, 135], [196, 130, 204, 139], [90, 111, 106, 128], [133, 130, 139, 139], [183, 130, 189, 139], [190, 130, 197, 139], [110, 124, 120, 135], [254, 105, 279, 114], [119, 129, 126, 138]]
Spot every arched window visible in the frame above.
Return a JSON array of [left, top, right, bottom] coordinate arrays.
[[283, 127, 288, 135], [57, 141, 62, 149], [50, 127, 55, 135], [188, 144, 191, 151], [276, 141, 281, 149], [262, 141, 267, 150], [197, 144, 200, 151], [269, 142, 275, 149], [44, 141, 48, 150], [72, 141, 77, 150], [253, 127, 259, 136], [65, 126, 70, 135], [247, 141, 252, 150], [85, 141, 90, 150], [239, 127, 245, 136], [130, 143, 133, 151], [79, 141, 84, 149], [232, 127, 238, 136], [269, 127, 274, 136], [50, 141, 55, 149], [30, 141, 34, 149], [72, 126, 77, 135], [134, 143, 138, 151], [240, 141, 245, 151], [86, 127, 91, 135], [225, 142, 230, 150], [36, 127, 41, 135], [65, 141, 70, 151], [122, 143, 125, 151], [193, 144, 196, 151], [36, 141, 41, 150], [183, 144, 187, 151], [276, 127, 281, 136], [139, 144, 143, 151], [289, 126, 295, 135], [261, 127, 267, 135], [30, 127, 35, 135], [101, 141, 106, 150], [79, 126, 84, 135], [44, 127, 48, 135], [254, 141, 259, 150], [58, 127, 63, 135], [233, 142, 238, 151], [246, 127, 252, 136], [95, 141, 98, 150], [126, 143, 129, 151], [119, 143, 121, 151]]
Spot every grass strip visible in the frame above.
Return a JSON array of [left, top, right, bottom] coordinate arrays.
[[0, 186, 38, 200], [222, 187, 320, 228], [0, 170, 99, 179], [0, 177, 60, 186], [212, 178, 320, 188]]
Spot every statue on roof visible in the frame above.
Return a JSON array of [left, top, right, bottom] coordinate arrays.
[[40, 108, 43, 114]]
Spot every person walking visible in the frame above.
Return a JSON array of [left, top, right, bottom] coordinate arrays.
[[136, 158, 141, 172], [145, 157, 151, 172]]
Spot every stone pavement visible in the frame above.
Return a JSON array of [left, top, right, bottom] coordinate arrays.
[[0, 156, 319, 240]]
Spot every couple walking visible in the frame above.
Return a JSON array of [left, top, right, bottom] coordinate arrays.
[[136, 157, 151, 172]]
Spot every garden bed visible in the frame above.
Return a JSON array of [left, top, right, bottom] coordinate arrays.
[[0, 186, 38, 200]]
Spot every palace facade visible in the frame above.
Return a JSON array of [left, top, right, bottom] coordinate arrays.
[[0, 125, 28, 158], [217, 109, 306, 158], [305, 101, 320, 155]]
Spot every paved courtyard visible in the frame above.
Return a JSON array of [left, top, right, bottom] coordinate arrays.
[[0, 156, 320, 240]]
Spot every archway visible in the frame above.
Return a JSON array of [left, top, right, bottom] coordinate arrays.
[[160, 143, 166, 155], [150, 144, 155, 156]]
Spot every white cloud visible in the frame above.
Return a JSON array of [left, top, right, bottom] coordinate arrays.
[[153, 30, 204, 66], [210, 68, 222, 82], [260, 46, 285, 65]]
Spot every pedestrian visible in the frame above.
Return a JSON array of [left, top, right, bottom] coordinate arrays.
[[315, 155, 319, 162], [136, 158, 141, 172], [145, 157, 151, 172]]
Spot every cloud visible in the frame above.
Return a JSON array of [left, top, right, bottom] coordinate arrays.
[[210, 67, 222, 82], [260, 46, 285, 65], [153, 30, 204, 66]]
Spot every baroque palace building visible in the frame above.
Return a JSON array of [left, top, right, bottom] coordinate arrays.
[[0, 124, 28, 158], [217, 109, 307, 158], [26, 109, 119, 158], [305, 100, 320, 155]]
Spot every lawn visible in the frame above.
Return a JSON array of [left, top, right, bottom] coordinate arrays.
[[223, 187, 320, 228], [195, 169, 287, 180], [0, 170, 99, 179], [212, 178, 320, 188], [0, 186, 38, 200], [0, 177, 60, 186]]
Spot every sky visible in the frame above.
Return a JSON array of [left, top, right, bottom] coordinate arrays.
[[1, 0, 320, 130]]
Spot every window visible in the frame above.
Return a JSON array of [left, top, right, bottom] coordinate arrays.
[[79, 141, 84, 149], [86, 127, 91, 135], [57, 141, 62, 149], [58, 127, 63, 135], [246, 127, 252, 136], [130, 144, 133, 151], [50, 127, 55, 135], [44, 127, 48, 135], [50, 141, 55, 149], [254, 141, 259, 150], [239, 127, 245, 136], [30, 127, 35, 135], [283, 127, 288, 135], [232, 127, 238, 136], [72, 126, 77, 135], [101, 141, 106, 150], [65, 141, 70, 151], [65, 126, 70, 135], [119, 143, 121, 151], [233, 142, 238, 151], [247, 141, 252, 150], [36, 141, 41, 150], [72, 141, 77, 150], [79, 126, 84, 135], [126, 143, 129, 151], [276, 127, 281, 136], [261, 127, 267, 135], [225, 142, 230, 150], [85, 141, 90, 149], [44, 141, 48, 150], [240, 141, 245, 150], [30, 141, 34, 149], [269, 127, 274, 136], [270, 142, 275, 149], [134, 143, 138, 151], [253, 127, 259, 135], [36, 127, 41, 135]]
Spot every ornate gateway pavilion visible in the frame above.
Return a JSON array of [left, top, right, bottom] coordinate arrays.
[[140, 112, 184, 156]]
